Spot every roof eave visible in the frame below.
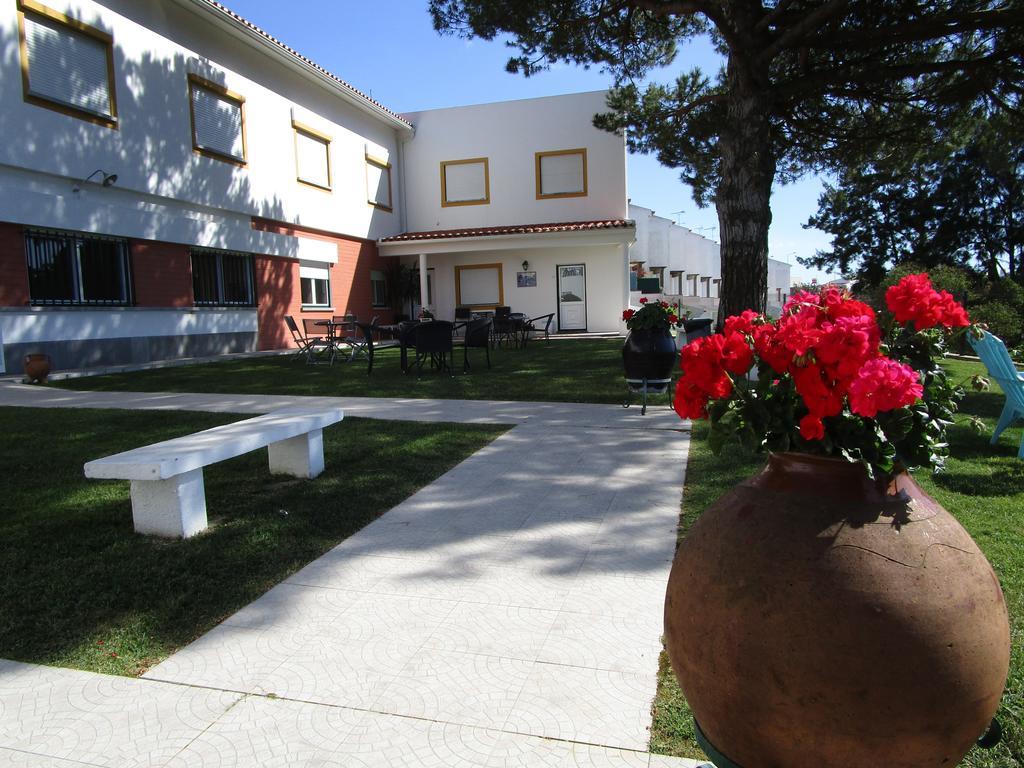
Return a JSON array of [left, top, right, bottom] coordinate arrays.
[[177, 0, 414, 134]]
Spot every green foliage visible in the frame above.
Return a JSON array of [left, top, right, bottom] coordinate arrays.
[[624, 299, 686, 331], [804, 107, 1024, 284], [972, 301, 1024, 347]]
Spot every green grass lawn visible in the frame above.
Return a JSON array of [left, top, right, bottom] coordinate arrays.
[[0, 407, 504, 677], [651, 358, 1024, 768], [54, 338, 665, 406]]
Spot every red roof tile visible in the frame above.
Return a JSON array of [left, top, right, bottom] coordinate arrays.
[[380, 220, 635, 243], [195, 1, 411, 128]]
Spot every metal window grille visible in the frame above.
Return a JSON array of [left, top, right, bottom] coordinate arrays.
[[25, 228, 132, 305], [191, 248, 255, 306]]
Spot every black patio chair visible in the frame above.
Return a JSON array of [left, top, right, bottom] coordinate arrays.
[[351, 322, 379, 374], [462, 317, 492, 372], [413, 320, 454, 377], [492, 307, 519, 349], [397, 320, 419, 372], [301, 317, 334, 364], [285, 315, 313, 360], [522, 313, 555, 347], [454, 306, 472, 337]]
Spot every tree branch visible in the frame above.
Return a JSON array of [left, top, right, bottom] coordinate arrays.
[[757, 0, 850, 65], [772, 49, 1021, 104], [804, 8, 1024, 51]]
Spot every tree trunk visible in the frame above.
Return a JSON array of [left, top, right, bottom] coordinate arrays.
[[715, 57, 777, 327]]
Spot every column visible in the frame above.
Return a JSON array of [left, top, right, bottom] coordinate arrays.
[[418, 252, 430, 312]]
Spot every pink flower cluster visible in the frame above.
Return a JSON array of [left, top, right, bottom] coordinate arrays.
[[672, 280, 959, 440]]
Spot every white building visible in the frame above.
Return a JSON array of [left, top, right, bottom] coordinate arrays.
[[627, 204, 791, 318]]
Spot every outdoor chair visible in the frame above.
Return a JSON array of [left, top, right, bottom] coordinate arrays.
[[522, 313, 555, 347], [492, 307, 519, 349], [413, 320, 454, 377], [967, 330, 1024, 459], [285, 315, 313, 360], [462, 317, 492, 372], [301, 318, 334, 364], [350, 322, 379, 374], [397, 320, 419, 372], [454, 306, 472, 337]]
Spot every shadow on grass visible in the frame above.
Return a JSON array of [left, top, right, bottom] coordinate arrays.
[[0, 407, 504, 676]]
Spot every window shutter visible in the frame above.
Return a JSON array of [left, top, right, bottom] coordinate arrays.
[[296, 131, 330, 188], [458, 267, 501, 305], [366, 159, 391, 208], [24, 14, 112, 117], [299, 263, 330, 282], [191, 84, 244, 161], [444, 161, 487, 203], [540, 152, 585, 196]]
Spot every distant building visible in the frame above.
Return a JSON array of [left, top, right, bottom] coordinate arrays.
[[627, 204, 791, 318]]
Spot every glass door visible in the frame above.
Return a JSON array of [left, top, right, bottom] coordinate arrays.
[[557, 264, 586, 331]]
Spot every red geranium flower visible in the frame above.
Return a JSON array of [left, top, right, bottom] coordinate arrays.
[[848, 358, 924, 417]]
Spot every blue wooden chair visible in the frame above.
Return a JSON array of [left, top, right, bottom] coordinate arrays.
[[967, 330, 1024, 458]]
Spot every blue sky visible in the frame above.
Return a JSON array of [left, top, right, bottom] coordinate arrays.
[[226, 0, 836, 283]]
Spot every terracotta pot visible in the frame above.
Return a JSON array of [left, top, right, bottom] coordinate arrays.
[[664, 453, 1010, 768], [622, 327, 677, 381], [23, 353, 52, 384]]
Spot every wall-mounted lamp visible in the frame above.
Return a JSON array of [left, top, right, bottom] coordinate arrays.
[[73, 169, 118, 193], [521, 260, 530, 272]]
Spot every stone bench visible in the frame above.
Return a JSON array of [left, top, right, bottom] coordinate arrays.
[[84, 407, 344, 538]]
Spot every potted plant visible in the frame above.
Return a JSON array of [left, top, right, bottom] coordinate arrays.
[[665, 275, 1010, 768], [23, 353, 52, 384], [621, 298, 686, 382]]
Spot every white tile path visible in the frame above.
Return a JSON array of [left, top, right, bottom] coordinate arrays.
[[0, 383, 703, 767]]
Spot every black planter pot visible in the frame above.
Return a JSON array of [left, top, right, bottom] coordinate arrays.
[[682, 318, 714, 340], [622, 327, 678, 382]]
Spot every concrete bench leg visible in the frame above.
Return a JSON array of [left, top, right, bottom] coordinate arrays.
[[129, 468, 208, 538], [268, 428, 325, 479]]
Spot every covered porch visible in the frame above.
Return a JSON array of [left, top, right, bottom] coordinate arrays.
[[378, 220, 635, 334]]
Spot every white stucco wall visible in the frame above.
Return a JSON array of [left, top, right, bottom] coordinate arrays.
[[417, 243, 628, 334], [0, 0, 406, 250], [0, 307, 256, 344], [401, 92, 628, 232]]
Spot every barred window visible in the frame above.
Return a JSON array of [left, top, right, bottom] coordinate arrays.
[[25, 228, 132, 305], [191, 248, 255, 306]]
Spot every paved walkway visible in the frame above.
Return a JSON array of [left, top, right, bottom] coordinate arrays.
[[0, 384, 699, 767]]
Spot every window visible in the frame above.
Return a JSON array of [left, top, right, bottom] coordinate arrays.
[[687, 274, 699, 297], [25, 228, 132, 305], [293, 121, 331, 190], [455, 263, 504, 309], [370, 270, 388, 308], [535, 148, 587, 199], [300, 262, 330, 308], [17, 0, 117, 128], [188, 74, 246, 165], [366, 154, 392, 210], [191, 248, 255, 306], [670, 271, 683, 295], [440, 158, 489, 207]]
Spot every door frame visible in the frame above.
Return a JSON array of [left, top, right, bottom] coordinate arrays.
[[555, 262, 587, 332]]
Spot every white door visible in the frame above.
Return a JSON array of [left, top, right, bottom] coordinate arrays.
[[557, 264, 586, 331]]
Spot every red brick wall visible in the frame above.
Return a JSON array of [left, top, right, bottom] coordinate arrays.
[[251, 219, 394, 351], [0, 222, 29, 307], [131, 241, 193, 307]]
